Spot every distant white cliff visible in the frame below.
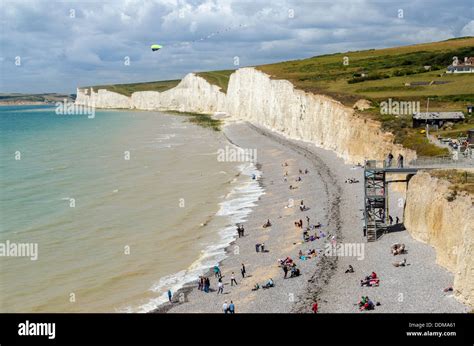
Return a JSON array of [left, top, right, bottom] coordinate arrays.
[[76, 67, 416, 164]]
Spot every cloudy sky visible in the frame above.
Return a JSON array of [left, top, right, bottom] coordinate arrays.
[[1, 0, 473, 93]]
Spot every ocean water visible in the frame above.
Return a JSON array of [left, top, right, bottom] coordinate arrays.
[[0, 105, 263, 312]]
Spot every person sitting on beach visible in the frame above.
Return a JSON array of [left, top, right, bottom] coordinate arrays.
[[296, 176, 302, 182], [307, 249, 316, 256], [391, 243, 406, 256], [251, 283, 260, 291], [290, 267, 300, 278], [260, 243, 266, 252], [303, 231, 310, 242], [255, 243, 261, 253], [299, 250, 304, 257], [345, 265, 354, 273], [262, 219, 272, 228], [299, 169, 303, 174], [262, 278, 274, 289], [305, 169, 309, 174], [392, 258, 407, 267]]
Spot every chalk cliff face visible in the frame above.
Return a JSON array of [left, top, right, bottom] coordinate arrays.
[[226, 68, 415, 164], [404, 172, 473, 307], [76, 73, 226, 113], [76, 68, 415, 164], [131, 74, 227, 113]]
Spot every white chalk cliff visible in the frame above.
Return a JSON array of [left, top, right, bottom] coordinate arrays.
[[76, 68, 416, 164], [404, 172, 473, 308]]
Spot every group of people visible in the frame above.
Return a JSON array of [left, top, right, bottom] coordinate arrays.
[[278, 257, 301, 279], [358, 296, 376, 311], [255, 242, 267, 252], [252, 278, 275, 291], [298, 248, 316, 260], [360, 271, 380, 287], [236, 224, 245, 238], [198, 276, 212, 293], [222, 300, 235, 313], [386, 152, 404, 168]]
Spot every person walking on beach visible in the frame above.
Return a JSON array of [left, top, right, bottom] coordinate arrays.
[[230, 272, 238, 286], [388, 215, 394, 225], [217, 281, 224, 294], [167, 289, 172, 303], [241, 263, 246, 278], [283, 265, 288, 279], [396, 216, 400, 224], [229, 301, 235, 314], [222, 301, 228, 313], [204, 277, 210, 293], [312, 302, 318, 313], [214, 265, 221, 279]]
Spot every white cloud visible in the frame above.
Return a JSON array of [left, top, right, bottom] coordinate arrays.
[[0, 0, 472, 93], [460, 20, 474, 36]]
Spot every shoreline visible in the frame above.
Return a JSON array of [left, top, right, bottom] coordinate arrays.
[[152, 120, 469, 313]]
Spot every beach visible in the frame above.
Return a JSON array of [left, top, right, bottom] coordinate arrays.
[[158, 121, 469, 313]]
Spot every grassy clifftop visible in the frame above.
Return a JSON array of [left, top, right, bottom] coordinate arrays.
[[83, 37, 474, 155], [83, 79, 180, 97]]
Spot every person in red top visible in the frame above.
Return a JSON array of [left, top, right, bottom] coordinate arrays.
[[312, 302, 318, 313]]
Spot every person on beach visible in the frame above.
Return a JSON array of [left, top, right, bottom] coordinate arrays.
[[167, 289, 172, 303], [204, 277, 210, 293], [223, 301, 228, 313], [283, 265, 288, 279], [345, 265, 354, 273], [312, 302, 318, 313], [241, 263, 246, 278], [228, 301, 235, 314], [262, 278, 274, 289], [230, 272, 238, 286], [198, 276, 203, 291], [260, 243, 265, 252], [263, 219, 271, 228], [214, 265, 222, 279], [396, 216, 400, 224], [255, 243, 260, 252], [388, 215, 393, 225], [217, 281, 224, 294], [397, 154, 404, 168]]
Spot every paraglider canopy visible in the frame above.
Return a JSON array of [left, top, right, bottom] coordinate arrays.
[[151, 44, 162, 51]]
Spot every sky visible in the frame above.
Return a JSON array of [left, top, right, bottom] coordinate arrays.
[[0, 0, 473, 93]]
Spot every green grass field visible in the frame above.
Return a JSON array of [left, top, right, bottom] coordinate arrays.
[[196, 70, 235, 93], [85, 79, 180, 97], [86, 37, 474, 155]]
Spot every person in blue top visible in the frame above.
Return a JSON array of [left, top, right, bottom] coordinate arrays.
[[167, 289, 172, 303], [228, 301, 235, 314]]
